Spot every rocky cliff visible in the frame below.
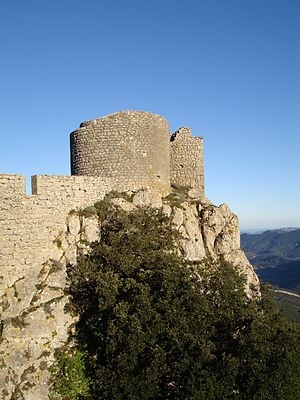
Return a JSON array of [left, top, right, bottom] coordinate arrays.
[[0, 188, 259, 399]]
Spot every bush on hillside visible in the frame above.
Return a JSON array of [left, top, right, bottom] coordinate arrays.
[[50, 205, 300, 400]]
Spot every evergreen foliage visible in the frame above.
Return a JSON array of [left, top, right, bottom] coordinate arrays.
[[50, 204, 300, 399]]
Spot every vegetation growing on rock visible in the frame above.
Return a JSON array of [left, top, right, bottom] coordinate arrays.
[[50, 204, 300, 400]]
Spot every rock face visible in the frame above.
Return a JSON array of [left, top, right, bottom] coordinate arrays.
[[0, 189, 259, 399]]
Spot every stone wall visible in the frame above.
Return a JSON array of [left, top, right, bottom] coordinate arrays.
[[70, 111, 171, 195], [0, 173, 137, 292], [170, 128, 204, 196]]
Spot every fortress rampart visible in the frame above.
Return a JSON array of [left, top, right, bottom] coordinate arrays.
[[0, 174, 119, 290], [0, 110, 204, 291]]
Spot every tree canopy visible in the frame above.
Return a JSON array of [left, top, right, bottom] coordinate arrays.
[[50, 204, 300, 400]]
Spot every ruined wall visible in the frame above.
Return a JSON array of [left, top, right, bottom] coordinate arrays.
[[0, 173, 136, 291], [70, 111, 171, 195], [170, 128, 204, 197]]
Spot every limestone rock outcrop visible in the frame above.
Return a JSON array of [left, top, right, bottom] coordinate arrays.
[[0, 189, 259, 399]]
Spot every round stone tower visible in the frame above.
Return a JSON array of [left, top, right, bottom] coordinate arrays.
[[70, 111, 170, 194]]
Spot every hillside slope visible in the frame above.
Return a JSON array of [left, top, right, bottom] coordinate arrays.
[[257, 261, 300, 293], [241, 228, 300, 267], [241, 228, 300, 293]]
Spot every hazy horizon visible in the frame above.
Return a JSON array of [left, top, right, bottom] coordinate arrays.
[[241, 226, 300, 234]]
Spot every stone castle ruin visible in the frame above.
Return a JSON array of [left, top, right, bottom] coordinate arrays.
[[70, 110, 204, 195], [0, 111, 261, 399], [0, 110, 204, 298]]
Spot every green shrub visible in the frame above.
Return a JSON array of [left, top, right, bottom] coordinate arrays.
[[49, 348, 91, 400], [51, 206, 300, 399], [79, 206, 97, 218]]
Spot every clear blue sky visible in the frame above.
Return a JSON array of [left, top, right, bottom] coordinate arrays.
[[1, 0, 299, 229]]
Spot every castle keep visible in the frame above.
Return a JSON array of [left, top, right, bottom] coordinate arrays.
[[70, 111, 204, 195], [71, 111, 171, 194], [0, 110, 204, 300]]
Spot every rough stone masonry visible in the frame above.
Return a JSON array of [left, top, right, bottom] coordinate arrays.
[[70, 110, 204, 195], [0, 110, 204, 299]]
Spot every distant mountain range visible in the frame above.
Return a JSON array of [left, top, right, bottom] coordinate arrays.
[[241, 227, 300, 235], [241, 228, 300, 267], [240, 228, 300, 293]]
